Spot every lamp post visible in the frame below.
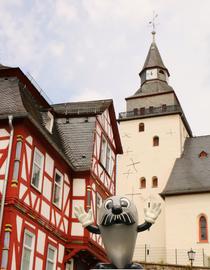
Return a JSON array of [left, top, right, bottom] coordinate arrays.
[[188, 249, 196, 268]]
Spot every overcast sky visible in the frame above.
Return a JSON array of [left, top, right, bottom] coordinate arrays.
[[0, 0, 209, 136]]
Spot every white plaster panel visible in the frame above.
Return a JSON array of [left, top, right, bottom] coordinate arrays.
[[0, 158, 7, 175], [35, 257, 43, 269], [63, 183, 70, 207], [35, 198, 40, 212], [19, 183, 27, 199], [26, 136, 33, 145], [0, 128, 9, 137], [51, 209, 55, 225], [43, 176, 52, 201], [16, 215, 23, 242], [0, 153, 3, 159], [25, 145, 32, 173], [64, 218, 68, 233], [41, 200, 50, 220], [37, 230, 46, 254], [0, 180, 3, 194], [55, 211, 61, 226], [72, 200, 84, 218], [30, 192, 37, 208], [24, 194, 30, 205], [71, 222, 84, 236], [60, 221, 65, 232], [73, 178, 86, 196], [64, 173, 69, 183], [58, 244, 65, 263], [92, 183, 96, 191], [11, 245, 16, 270], [64, 200, 70, 216], [0, 140, 9, 149], [21, 155, 27, 181], [45, 153, 54, 178]]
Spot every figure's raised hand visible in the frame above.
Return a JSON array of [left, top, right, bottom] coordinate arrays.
[[144, 202, 161, 224], [74, 206, 94, 227]]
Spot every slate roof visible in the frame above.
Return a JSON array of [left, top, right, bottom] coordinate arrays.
[[0, 72, 121, 171], [133, 80, 174, 97], [161, 136, 210, 196], [140, 42, 169, 75]]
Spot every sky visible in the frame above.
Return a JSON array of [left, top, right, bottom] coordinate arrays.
[[0, 0, 209, 136]]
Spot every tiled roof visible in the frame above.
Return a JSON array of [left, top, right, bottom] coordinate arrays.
[[161, 136, 210, 196]]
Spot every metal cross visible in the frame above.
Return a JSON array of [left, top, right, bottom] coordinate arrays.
[[149, 11, 158, 42], [127, 158, 140, 172], [123, 168, 133, 179], [125, 186, 141, 201]]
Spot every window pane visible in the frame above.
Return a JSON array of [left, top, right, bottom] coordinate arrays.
[[4, 232, 10, 248], [22, 248, 31, 270], [55, 173, 61, 184], [46, 261, 54, 270], [105, 145, 111, 172], [48, 247, 55, 260], [24, 234, 33, 247], [100, 138, 106, 166], [32, 164, 41, 188], [53, 184, 61, 204], [34, 151, 42, 165], [1, 250, 8, 268], [12, 160, 20, 180]]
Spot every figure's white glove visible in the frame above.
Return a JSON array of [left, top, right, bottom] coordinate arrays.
[[74, 206, 94, 227], [144, 202, 161, 224]]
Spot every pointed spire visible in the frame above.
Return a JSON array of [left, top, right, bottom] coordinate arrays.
[[140, 41, 169, 75]]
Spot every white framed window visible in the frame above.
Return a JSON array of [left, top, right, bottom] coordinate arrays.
[[46, 245, 57, 270], [100, 136, 112, 175], [45, 111, 54, 133], [53, 170, 63, 208], [21, 230, 35, 270], [31, 148, 44, 191]]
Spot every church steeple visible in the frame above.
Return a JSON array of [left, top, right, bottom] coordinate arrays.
[[139, 40, 170, 86]]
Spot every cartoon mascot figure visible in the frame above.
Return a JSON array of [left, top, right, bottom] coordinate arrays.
[[75, 196, 161, 269]]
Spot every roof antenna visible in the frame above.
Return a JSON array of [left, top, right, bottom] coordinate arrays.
[[149, 11, 158, 43]]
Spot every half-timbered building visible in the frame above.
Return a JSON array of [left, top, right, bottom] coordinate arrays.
[[0, 64, 122, 270]]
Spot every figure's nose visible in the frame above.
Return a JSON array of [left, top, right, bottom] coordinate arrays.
[[112, 205, 122, 215]]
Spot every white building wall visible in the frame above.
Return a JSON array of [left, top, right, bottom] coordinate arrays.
[[117, 114, 188, 262], [165, 194, 210, 266]]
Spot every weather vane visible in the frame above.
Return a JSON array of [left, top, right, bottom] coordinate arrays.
[[149, 11, 158, 42]]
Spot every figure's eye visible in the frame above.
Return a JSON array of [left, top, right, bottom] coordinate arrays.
[[120, 198, 130, 208], [104, 199, 113, 210]]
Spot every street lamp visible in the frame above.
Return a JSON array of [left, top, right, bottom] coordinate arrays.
[[188, 249, 196, 268]]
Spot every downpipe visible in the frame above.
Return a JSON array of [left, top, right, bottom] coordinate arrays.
[[0, 115, 14, 235]]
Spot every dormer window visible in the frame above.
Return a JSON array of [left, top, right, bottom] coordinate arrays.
[[45, 111, 54, 133]]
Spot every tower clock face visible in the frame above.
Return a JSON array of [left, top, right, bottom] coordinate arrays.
[[146, 69, 157, 80]]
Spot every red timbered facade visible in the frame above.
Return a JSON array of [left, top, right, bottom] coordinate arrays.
[[0, 65, 122, 270]]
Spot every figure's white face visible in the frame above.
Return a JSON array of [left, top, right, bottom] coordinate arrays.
[[98, 196, 138, 226]]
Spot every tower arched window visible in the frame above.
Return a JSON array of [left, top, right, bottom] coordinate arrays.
[[139, 123, 144, 132], [140, 177, 146, 189], [153, 136, 159, 147], [152, 176, 158, 188], [199, 215, 208, 242]]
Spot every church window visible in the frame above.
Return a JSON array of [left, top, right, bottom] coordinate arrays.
[[53, 170, 63, 209], [31, 148, 44, 191], [21, 230, 35, 270], [153, 136, 159, 146], [152, 176, 158, 188], [140, 177, 146, 189], [139, 123, 144, 132], [199, 151, 208, 159], [46, 245, 57, 270], [199, 215, 208, 242]]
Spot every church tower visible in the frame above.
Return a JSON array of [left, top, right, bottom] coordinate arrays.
[[117, 33, 192, 262]]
